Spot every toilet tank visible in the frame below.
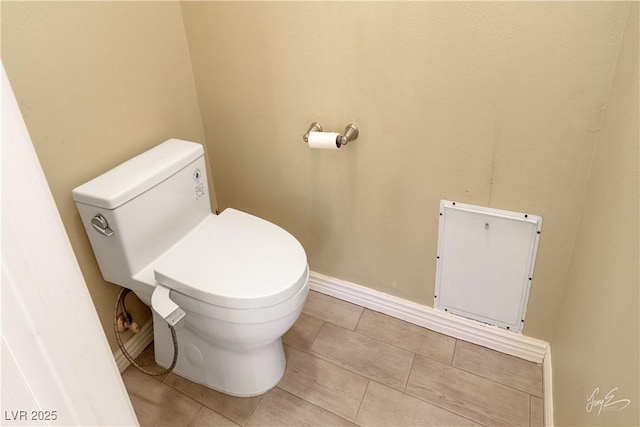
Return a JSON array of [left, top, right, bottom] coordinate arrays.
[[72, 139, 211, 291]]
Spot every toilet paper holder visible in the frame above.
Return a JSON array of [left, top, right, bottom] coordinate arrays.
[[303, 122, 359, 147]]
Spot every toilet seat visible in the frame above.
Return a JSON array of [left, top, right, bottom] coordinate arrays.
[[153, 208, 308, 310]]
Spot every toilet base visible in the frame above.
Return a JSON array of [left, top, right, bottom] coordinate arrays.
[[152, 313, 287, 397]]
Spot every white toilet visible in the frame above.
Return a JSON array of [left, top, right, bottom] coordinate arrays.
[[72, 139, 309, 396]]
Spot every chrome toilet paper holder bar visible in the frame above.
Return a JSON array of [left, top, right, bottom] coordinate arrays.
[[303, 122, 360, 147]]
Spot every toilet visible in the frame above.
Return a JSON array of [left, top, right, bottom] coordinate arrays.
[[72, 139, 309, 396]]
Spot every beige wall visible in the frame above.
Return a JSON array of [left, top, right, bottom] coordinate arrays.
[[1, 1, 213, 352], [180, 1, 629, 341], [3, 10, 638, 424], [551, 3, 639, 426]]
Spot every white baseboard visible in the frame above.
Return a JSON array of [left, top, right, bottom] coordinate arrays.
[[543, 346, 554, 426], [113, 318, 154, 373], [309, 271, 548, 364]]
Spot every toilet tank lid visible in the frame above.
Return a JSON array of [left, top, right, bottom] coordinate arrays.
[[72, 139, 204, 209]]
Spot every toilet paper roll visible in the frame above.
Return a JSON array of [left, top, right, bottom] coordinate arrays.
[[308, 131, 340, 150]]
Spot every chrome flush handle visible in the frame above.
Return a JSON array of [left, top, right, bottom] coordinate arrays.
[[91, 214, 114, 237]]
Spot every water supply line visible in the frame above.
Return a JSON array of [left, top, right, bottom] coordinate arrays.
[[114, 288, 179, 376]]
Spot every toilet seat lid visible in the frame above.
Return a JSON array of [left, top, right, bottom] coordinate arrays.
[[153, 209, 308, 309]]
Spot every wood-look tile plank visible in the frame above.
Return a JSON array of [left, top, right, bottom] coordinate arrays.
[[303, 291, 363, 330], [453, 340, 543, 397], [355, 309, 456, 364], [164, 373, 261, 426], [407, 354, 530, 426], [282, 312, 324, 351], [356, 380, 482, 426], [247, 387, 355, 426], [279, 346, 369, 421], [134, 343, 170, 381], [187, 406, 240, 427], [122, 367, 201, 427], [310, 322, 414, 391]]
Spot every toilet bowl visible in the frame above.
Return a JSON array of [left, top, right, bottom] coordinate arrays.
[[72, 139, 309, 396]]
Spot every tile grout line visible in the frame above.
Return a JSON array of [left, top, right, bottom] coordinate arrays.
[[307, 311, 475, 378], [274, 386, 356, 426], [159, 371, 261, 427], [450, 360, 543, 397], [390, 363, 497, 427], [315, 314, 425, 360], [305, 321, 415, 387], [186, 405, 204, 427], [451, 342, 544, 397], [243, 392, 264, 427], [337, 307, 464, 367], [280, 343, 374, 423], [307, 319, 325, 350], [352, 307, 365, 331], [416, 351, 540, 399], [332, 304, 544, 398], [156, 373, 207, 407], [352, 379, 371, 426], [294, 328, 539, 425], [451, 338, 459, 366], [402, 382, 515, 427], [304, 309, 541, 398], [125, 369, 212, 426], [283, 342, 371, 387], [403, 352, 417, 393], [186, 403, 204, 426]]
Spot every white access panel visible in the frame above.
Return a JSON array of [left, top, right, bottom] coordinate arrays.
[[434, 200, 542, 332]]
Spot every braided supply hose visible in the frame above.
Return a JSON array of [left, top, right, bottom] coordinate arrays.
[[113, 288, 178, 376]]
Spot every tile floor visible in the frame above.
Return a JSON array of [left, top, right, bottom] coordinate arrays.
[[122, 291, 544, 427]]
